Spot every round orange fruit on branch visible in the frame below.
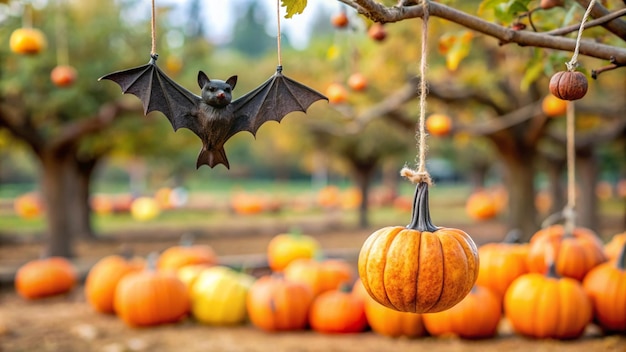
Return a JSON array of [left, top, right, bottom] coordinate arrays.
[[358, 182, 479, 313], [10, 27, 47, 55], [331, 11, 349, 29], [347, 72, 368, 92], [425, 113, 452, 137], [325, 83, 348, 104], [51, 65, 78, 88], [541, 94, 567, 117]]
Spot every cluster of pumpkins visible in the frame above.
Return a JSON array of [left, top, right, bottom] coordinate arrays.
[[13, 228, 626, 339]]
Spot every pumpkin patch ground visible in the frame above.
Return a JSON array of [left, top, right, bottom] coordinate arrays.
[[1, 220, 625, 351]]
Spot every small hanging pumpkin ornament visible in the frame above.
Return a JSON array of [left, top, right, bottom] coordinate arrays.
[[358, 181, 479, 313]]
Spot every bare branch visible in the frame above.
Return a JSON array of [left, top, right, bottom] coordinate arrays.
[[545, 8, 626, 37], [344, 0, 626, 65], [573, 0, 626, 40]]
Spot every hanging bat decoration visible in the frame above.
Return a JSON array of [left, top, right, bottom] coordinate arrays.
[[99, 54, 327, 169]]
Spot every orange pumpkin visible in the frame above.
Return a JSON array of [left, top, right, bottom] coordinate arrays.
[[423, 286, 501, 339], [526, 225, 606, 281], [13, 192, 43, 219], [267, 230, 321, 272], [504, 261, 592, 339], [284, 258, 354, 297], [465, 189, 498, 221], [15, 257, 76, 299], [476, 232, 529, 302], [114, 258, 190, 327], [354, 279, 426, 338], [582, 241, 626, 333], [246, 275, 314, 332], [84, 253, 145, 314], [157, 236, 217, 273], [309, 286, 367, 333], [359, 182, 479, 313], [604, 232, 626, 261]]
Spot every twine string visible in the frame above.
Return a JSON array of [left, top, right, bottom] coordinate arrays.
[[150, 0, 157, 56], [566, 0, 596, 71], [55, 0, 69, 66], [276, 0, 282, 68], [402, 0, 432, 186], [563, 100, 576, 234]]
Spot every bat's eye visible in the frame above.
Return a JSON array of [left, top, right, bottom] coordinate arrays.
[[208, 87, 216, 92], [224, 88, 231, 93]]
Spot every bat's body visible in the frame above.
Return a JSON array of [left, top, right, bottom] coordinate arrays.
[[99, 55, 327, 169]]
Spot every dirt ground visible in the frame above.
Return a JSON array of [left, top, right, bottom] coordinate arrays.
[[1, 220, 625, 352]]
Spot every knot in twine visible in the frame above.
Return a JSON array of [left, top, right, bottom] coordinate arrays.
[[401, 167, 432, 185]]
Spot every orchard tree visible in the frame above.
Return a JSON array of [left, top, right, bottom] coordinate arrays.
[[288, 0, 625, 240]]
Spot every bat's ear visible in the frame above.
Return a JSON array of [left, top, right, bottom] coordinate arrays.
[[226, 75, 237, 90], [198, 71, 211, 89]]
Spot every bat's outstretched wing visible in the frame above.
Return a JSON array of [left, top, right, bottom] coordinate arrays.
[[99, 55, 201, 132], [227, 66, 327, 139]]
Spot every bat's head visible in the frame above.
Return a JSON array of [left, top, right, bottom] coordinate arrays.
[[198, 71, 237, 108]]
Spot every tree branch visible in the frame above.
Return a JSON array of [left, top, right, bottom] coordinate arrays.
[[573, 0, 626, 40], [342, 0, 626, 65], [545, 8, 626, 37], [50, 99, 140, 152]]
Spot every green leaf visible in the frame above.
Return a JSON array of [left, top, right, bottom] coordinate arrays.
[[478, 0, 506, 15], [281, 0, 307, 18], [520, 51, 545, 92]]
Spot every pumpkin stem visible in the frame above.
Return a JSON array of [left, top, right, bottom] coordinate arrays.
[[146, 252, 159, 271], [503, 228, 522, 244], [617, 241, 626, 271], [544, 242, 560, 279], [406, 182, 438, 233], [180, 232, 195, 247]]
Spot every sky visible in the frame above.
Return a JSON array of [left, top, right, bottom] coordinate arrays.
[[158, 0, 340, 49]]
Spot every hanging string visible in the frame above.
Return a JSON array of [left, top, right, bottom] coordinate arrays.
[[566, 0, 596, 72], [23, 2, 33, 28], [276, 0, 283, 69], [55, 0, 69, 66], [150, 0, 157, 57], [401, 0, 432, 186], [563, 100, 576, 234]]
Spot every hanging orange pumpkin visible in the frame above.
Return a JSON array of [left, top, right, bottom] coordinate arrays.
[[15, 257, 77, 299], [246, 275, 314, 332], [423, 285, 501, 339], [84, 252, 145, 314], [526, 225, 606, 281], [354, 279, 426, 338], [504, 258, 592, 339], [359, 182, 479, 313], [114, 255, 190, 327], [476, 232, 529, 302], [284, 258, 354, 297], [309, 286, 368, 334], [582, 241, 626, 333]]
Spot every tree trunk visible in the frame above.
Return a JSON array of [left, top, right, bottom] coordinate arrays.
[[39, 149, 77, 257], [498, 145, 539, 242], [576, 147, 599, 232], [72, 156, 100, 240], [354, 169, 372, 229], [544, 156, 566, 216]]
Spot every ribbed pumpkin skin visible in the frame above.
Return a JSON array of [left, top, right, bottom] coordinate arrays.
[[582, 243, 626, 332], [157, 245, 217, 273], [527, 225, 606, 281], [358, 226, 478, 313], [85, 255, 145, 314], [284, 258, 354, 297], [476, 243, 528, 301], [309, 289, 367, 334], [360, 283, 426, 338], [15, 257, 76, 299], [246, 275, 313, 332], [423, 286, 501, 339], [504, 272, 592, 339], [114, 271, 190, 327]]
